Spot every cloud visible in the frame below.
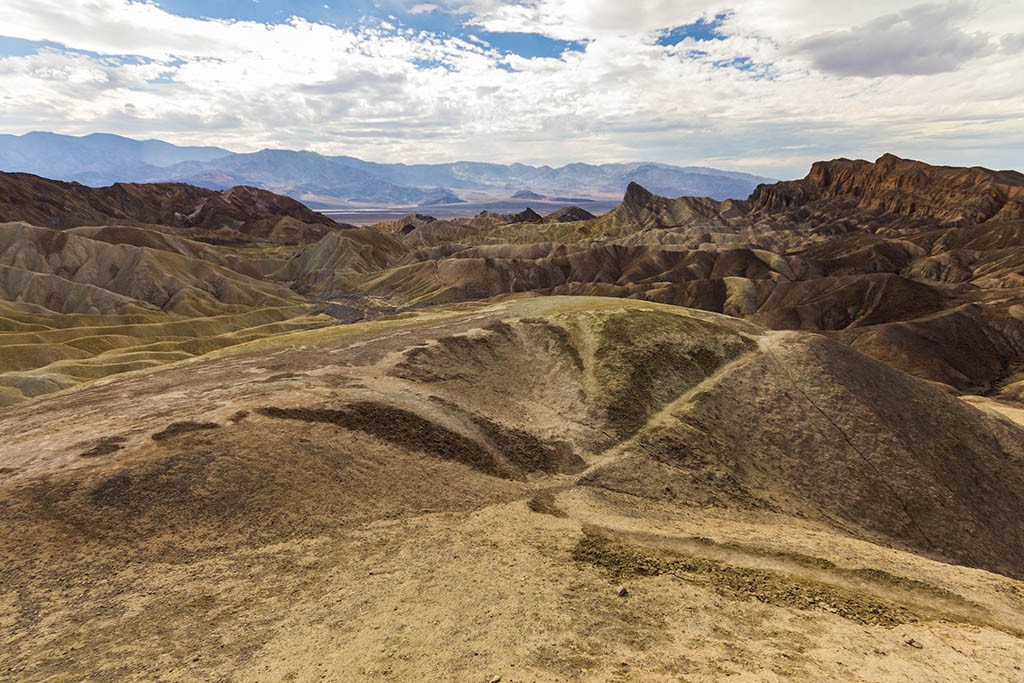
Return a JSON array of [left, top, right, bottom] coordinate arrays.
[[0, 0, 1021, 179], [445, 0, 721, 41], [794, 2, 994, 77], [1002, 32, 1024, 52]]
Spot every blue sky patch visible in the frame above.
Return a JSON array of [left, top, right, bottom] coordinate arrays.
[[0, 36, 64, 57], [717, 56, 755, 71], [153, 0, 369, 25], [714, 56, 774, 80], [0, 35, 166, 67], [657, 13, 731, 46], [474, 31, 585, 59], [411, 57, 450, 71], [18, 1, 587, 63]]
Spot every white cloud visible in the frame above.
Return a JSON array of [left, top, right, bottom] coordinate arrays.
[[793, 3, 993, 76], [0, 0, 1021, 178], [1002, 32, 1024, 52]]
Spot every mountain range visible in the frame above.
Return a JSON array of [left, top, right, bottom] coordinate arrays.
[[0, 131, 775, 207]]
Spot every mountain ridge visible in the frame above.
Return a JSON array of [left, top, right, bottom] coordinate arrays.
[[0, 131, 776, 206], [750, 153, 1024, 229], [0, 171, 338, 244]]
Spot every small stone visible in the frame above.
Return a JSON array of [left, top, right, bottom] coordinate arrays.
[[489, 676, 502, 683], [905, 639, 923, 649], [617, 585, 629, 597]]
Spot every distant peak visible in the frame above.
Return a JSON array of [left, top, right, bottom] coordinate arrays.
[[875, 153, 907, 165], [512, 189, 545, 200]]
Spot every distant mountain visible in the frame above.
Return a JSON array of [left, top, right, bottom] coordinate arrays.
[[0, 132, 776, 206], [512, 190, 545, 199], [150, 149, 448, 206], [0, 131, 230, 186], [334, 158, 775, 201], [418, 189, 466, 206]]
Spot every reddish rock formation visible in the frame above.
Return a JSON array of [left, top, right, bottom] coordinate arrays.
[[750, 154, 1024, 228], [0, 172, 337, 243]]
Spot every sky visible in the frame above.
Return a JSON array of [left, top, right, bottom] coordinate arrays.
[[0, 0, 1022, 178]]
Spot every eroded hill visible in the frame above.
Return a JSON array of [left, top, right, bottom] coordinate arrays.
[[1, 297, 1022, 681], [3, 154, 1024, 410]]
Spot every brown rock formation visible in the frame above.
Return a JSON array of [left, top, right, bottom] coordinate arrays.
[[0, 171, 337, 243], [545, 206, 596, 223], [750, 154, 1024, 228]]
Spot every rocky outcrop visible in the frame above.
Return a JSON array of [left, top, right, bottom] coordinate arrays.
[[749, 154, 1024, 228], [278, 228, 412, 296], [609, 182, 749, 231], [371, 213, 438, 236]]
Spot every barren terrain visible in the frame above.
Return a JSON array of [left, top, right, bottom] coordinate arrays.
[[2, 297, 1023, 681], [3, 155, 1024, 681]]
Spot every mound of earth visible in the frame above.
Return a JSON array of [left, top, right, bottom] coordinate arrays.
[[369, 213, 438, 235], [546, 205, 596, 222], [476, 207, 544, 224], [2, 297, 1023, 681]]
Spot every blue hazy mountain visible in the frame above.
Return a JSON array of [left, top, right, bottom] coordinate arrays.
[[0, 131, 232, 186], [153, 149, 456, 206], [0, 132, 775, 206]]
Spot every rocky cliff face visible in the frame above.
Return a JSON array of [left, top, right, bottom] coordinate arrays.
[[750, 154, 1024, 228]]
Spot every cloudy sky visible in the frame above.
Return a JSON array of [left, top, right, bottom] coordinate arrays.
[[1, 0, 1022, 178]]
